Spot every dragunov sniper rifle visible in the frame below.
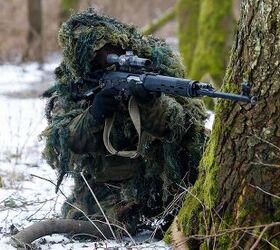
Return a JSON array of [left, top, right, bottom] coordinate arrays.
[[71, 51, 257, 105]]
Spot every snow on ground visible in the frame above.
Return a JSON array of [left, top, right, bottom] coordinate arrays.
[[0, 58, 174, 249], [205, 111, 215, 130]]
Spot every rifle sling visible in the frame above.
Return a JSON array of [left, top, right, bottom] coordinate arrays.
[[103, 96, 141, 158]]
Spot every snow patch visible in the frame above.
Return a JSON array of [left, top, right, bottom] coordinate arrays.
[[205, 111, 215, 130]]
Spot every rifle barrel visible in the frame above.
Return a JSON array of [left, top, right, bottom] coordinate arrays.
[[196, 89, 255, 104]]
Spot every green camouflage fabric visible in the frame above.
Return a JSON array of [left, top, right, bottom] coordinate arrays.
[[41, 8, 207, 236]]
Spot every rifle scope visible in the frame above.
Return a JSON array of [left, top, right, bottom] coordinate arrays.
[[107, 51, 152, 67]]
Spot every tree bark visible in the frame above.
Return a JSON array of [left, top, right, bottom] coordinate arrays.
[[24, 0, 43, 63], [168, 0, 280, 249]]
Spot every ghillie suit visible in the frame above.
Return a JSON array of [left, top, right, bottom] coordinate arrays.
[[41, 9, 207, 237]]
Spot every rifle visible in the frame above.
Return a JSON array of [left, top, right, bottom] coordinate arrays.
[[71, 51, 257, 105], [68, 51, 257, 161]]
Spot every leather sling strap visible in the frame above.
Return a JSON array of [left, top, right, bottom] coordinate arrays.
[[103, 96, 141, 158]]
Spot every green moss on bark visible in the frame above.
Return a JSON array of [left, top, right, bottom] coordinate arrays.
[[176, 112, 222, 233], [272, 198, 280, 221], [167, 82, 235, 246], [215, 208, 234, 246], [163, 227, 172, 244]]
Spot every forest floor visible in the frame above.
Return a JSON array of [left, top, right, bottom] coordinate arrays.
[[0, 56, 214, 250]]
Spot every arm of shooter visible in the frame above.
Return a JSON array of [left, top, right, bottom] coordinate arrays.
[[68, 108, 103, 154], [139, 94, 187, 140]]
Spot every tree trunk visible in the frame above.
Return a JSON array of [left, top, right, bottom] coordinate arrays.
[[176, 0, 201, 75], [189, 0, 234, 86], [168, 0, 280, 249], [24, 0, 43, 63], [59, 0, 79, 25], [177, 0, 235, 109]]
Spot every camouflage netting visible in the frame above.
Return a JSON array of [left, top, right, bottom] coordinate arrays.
[[41, 8, 207, 235]]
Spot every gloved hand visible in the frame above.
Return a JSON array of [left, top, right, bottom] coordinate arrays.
[[89, 88, 119, 123], [128, 80, 159, 105]]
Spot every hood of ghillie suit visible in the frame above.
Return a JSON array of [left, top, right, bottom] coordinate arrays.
[[56, 8, 184, 81]]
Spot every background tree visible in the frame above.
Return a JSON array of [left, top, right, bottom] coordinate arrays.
[[176, 0, 201, 77], [177, 0, 235, 109], [167, 0, 280, 248], [59, 0, 79, 25], [23, 0, 43, 63], [188, 0, 234, 85], [142, 6, 176, 36]]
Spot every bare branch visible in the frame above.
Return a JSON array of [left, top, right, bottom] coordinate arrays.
[[172, 222, 280, 247], [80, 172, 117, 240], [251, 134, 280, 151], [250, 161, 280, 168], [249, 184, 280, 200], [142, 6, 176, 36], [30, 174, 67, 198], [249, 225, 269, 250]]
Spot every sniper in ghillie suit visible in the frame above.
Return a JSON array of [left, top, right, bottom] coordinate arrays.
[[40, 8, 207, 238]]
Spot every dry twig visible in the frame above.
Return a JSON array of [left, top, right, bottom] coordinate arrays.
[[80, 172, 117, 240]]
